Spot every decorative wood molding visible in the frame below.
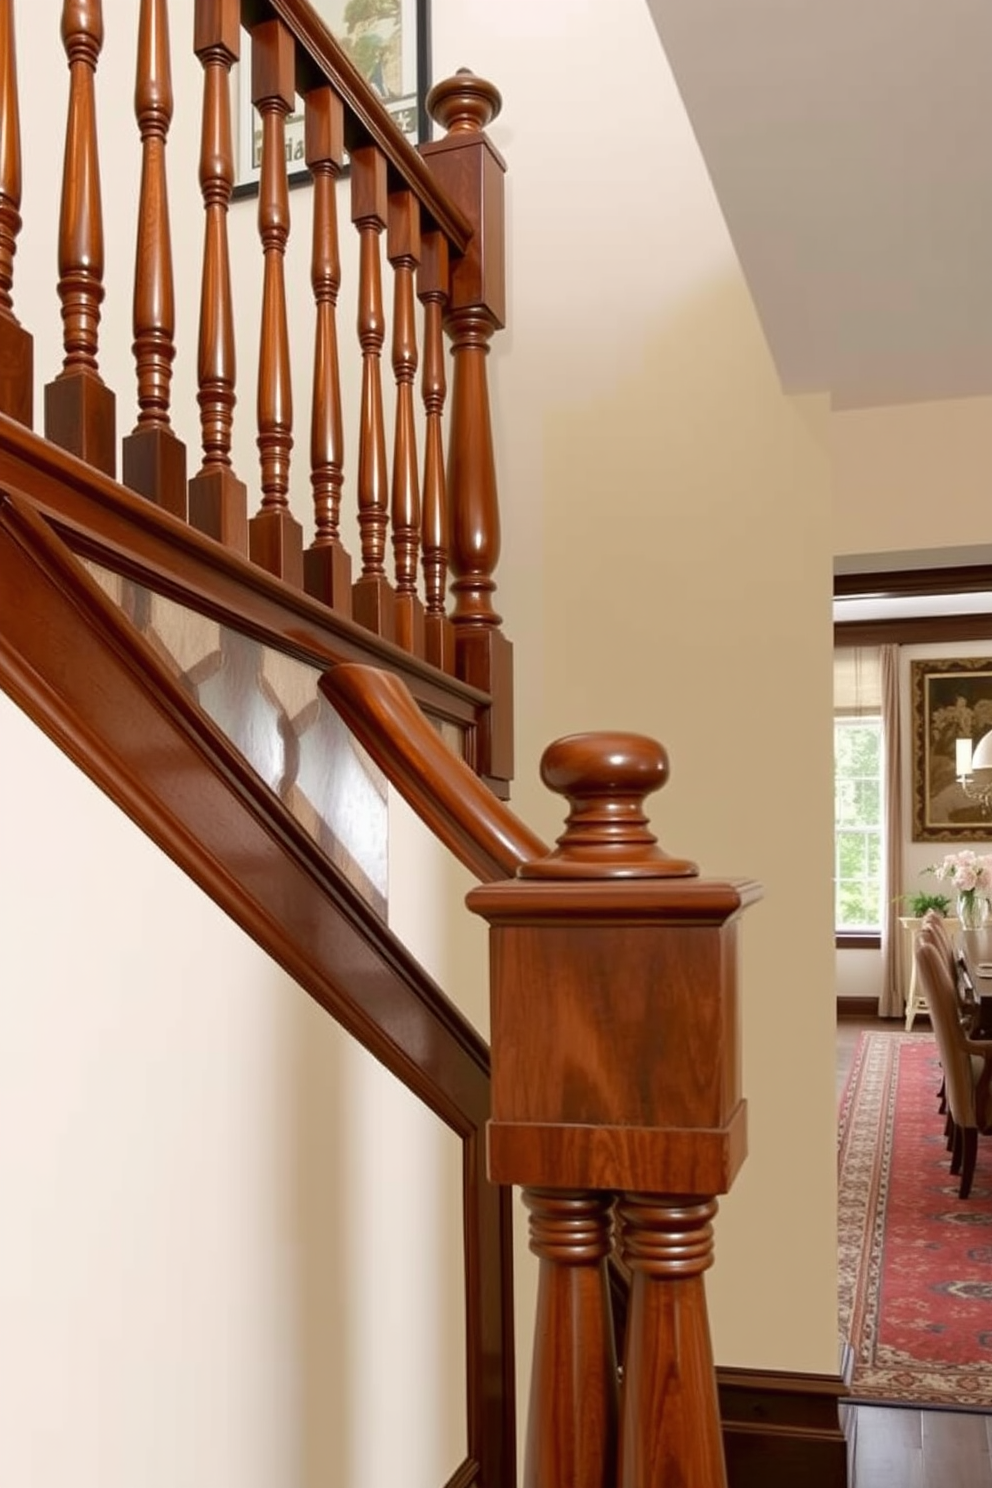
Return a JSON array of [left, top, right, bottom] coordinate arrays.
[[0, 488, 515, 1488], [834, 565, 992, 647], [834, 613, 992, 647], [838, 997, 885, 1019], [835, 564, 992, 600], [836, 933, 880, 950]]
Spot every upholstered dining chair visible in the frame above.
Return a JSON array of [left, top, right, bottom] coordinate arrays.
[[916, 928, 992, 1199], [922, 909, 977, 1122], [921, 909, 954, 1123], [922, 909, 955, 974], [921, 909, 978, 1126], [922, 909, 976, 1017]]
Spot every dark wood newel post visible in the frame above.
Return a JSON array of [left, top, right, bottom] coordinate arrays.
[[421, 71, 512, 792], [467, 735, 762, 1488]]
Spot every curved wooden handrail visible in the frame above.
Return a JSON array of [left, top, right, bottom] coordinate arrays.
[[319, 662, 547, 883]]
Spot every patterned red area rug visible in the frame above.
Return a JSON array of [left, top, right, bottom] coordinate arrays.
[[838, 1030, 992, 1408]]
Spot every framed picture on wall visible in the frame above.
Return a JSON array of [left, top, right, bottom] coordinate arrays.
[[234, 0, 430, 197], [911, 657, 992, 840]]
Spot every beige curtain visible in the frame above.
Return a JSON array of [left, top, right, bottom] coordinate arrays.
[[879, 644, 903, 1017]]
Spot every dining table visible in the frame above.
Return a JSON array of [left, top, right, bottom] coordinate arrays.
[[957, 927, 992, 1037]]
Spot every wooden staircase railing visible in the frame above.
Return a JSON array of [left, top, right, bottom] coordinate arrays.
[[321, 663, 763, 1488], [0, 0, 514, 793]]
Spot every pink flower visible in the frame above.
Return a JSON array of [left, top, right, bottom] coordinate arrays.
[[927, 851, 992, 895]]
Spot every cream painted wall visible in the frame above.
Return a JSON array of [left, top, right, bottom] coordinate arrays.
[[836, 947, 884, 1003], [1, 3, 844, 1483], [833, 395, 992, 559], [0, 692, 466, 1488]]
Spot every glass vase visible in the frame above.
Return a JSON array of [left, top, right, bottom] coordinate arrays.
[[957, 891, 989, 931]]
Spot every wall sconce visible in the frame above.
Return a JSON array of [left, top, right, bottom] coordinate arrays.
[[956, 734, 992, 813]]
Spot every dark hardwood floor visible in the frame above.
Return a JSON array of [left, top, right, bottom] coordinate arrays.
[[837, 1014, 992, 1487]]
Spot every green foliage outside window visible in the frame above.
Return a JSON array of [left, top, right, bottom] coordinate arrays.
[[835, 718, 883, 931]]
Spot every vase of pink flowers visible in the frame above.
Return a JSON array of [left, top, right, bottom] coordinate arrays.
[[927, 851, 992, 930]]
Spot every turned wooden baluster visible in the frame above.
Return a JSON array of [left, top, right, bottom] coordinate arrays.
[[122, 0, 186, 518], [350, 144, 395, 641], [249, 17, 303, 586], [189, 0, 248, 553], [302, 85, 351, 614], [422, 73, 511, 786], [388, 188, 424, 656], [468, 735, 762, 1488], [0, 0, 32, 426], [418, 231, 455, 673], [45, 0, 115, 476]]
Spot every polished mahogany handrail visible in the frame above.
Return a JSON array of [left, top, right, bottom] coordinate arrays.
[[321, 662, 547, 883]]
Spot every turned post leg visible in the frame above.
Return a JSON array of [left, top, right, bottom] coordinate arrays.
[[523, 1188, 618, 1488], [617, 1194, 726, 1488]]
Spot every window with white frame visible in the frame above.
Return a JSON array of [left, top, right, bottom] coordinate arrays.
[[834, 714, 883, 932]]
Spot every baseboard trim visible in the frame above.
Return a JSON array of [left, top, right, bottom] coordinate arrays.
[[837, 997, 881, 1018], [717, 1362, 852, 1488]]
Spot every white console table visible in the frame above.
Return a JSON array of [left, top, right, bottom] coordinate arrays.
[[899, 915, 960, 1030]]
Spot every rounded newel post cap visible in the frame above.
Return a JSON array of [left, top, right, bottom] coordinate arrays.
[[427, 69, 502, 135], [519, 732, 699, 880]]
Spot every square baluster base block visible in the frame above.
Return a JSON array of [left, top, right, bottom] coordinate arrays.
[[353, 574, 396, 643], [304, 540, 353, 617], [45, 370, 116, 478], [0, 317, 33, 428], [123, 426, 188, 521], [249, 506, 304, 588], [188, 468, 249, 556]]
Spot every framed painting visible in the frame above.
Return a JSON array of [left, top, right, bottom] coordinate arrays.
[[234, 0, 430, 196], [911, 657, 992, 840]]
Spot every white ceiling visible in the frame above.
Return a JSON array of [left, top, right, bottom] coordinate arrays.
[[646, 0, 992, 409]]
